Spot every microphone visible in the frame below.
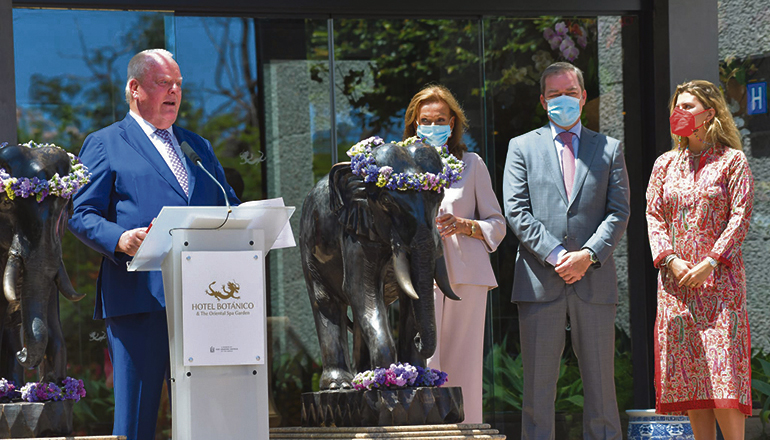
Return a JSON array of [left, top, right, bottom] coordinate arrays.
[[180, 141, 232, 214]]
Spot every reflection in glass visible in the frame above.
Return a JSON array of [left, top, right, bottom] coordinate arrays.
[[330, 19, 483, 155], [175, 17, 263, 202], [254, 18, 331, 427]]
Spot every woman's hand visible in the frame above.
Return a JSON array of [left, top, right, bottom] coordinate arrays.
[[667, 258, 694, 284], [678, 260, 714, 289], [436, 213, 470, 238]]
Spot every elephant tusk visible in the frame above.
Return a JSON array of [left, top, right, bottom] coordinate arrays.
[[3, 249, 22, 302], [393, 249, 420, 300], [55, 259, 85, 302], [435, 256, 461, 301]]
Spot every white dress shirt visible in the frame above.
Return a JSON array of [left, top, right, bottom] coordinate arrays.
[[128, 111, 192, 181]]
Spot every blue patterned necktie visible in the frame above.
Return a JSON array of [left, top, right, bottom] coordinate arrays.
[[154, 129, 189, 196]]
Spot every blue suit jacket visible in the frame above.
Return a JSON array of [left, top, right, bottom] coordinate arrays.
[[502, 125, 630, 304], [69, 114, 240, 319]]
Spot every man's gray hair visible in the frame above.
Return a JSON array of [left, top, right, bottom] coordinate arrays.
[[539, 62, 585, 95], [124, 49, 175, 104]]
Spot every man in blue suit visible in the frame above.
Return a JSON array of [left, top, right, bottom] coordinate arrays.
[[69, 49, 240, 440], [503, 62, 630, 440]]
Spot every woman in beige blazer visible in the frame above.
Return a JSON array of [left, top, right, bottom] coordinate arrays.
[[404, 85, 506, 424]]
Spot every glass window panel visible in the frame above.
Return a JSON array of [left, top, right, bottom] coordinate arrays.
[[174, 17, 262, 202], [248, 18, 330, 427], [331, 19, 483, 154]]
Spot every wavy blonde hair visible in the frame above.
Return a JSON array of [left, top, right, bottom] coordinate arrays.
[[403, 84, 468, 159], [668, 80, 742, 151]]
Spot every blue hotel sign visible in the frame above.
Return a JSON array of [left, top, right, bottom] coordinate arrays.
[[747, 82, 767, 115]]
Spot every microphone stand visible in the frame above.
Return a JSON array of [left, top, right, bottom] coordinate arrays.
[[180, 141, 232, 214]]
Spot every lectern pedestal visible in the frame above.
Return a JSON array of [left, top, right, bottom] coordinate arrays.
[[128, 205, 294, 440]]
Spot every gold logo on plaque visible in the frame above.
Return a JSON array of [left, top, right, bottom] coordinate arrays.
[[205, 281, 241, 301]]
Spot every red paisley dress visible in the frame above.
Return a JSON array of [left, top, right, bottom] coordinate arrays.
[[646, 145, 754, 415]]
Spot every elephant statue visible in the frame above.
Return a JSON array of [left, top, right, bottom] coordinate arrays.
[[0, 141, 89, 384], [299, 137, 463, 390]]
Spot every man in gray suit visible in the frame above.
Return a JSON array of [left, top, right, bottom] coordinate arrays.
[[503, 62, 630, 440]]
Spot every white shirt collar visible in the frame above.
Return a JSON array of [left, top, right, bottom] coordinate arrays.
[[129, 110, 174, 139], [549, 120, 582, 141]]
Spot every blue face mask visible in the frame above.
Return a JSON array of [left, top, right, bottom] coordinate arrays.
[[546, 95, 582, 128], [416, 124, 452, 147]]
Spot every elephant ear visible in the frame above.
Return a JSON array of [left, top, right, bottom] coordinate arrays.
[[328, 162, 379, 242]]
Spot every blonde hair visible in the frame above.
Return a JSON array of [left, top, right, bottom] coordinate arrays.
[[668, 80, 742, 151], [403, 84, 468, 159]]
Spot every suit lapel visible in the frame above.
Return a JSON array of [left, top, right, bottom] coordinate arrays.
[[118, 115, 188, 201], [173, 128, 198, 199], [537, 126, 569, 205], [569, 127, 602, 206]]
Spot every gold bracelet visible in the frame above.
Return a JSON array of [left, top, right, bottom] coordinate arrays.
[[470, 221, 477, 236]]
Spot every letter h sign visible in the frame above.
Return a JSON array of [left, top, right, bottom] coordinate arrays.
[[747, 82, 767, 115]]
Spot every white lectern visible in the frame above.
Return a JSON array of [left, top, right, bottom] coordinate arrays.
[[128, 204, 294, 440]]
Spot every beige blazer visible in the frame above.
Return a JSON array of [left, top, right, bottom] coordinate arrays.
[[440, 152, 506, 289]]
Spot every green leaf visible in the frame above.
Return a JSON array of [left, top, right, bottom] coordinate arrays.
[[759, 358, 770, 377], [752, 379, 770, 398]]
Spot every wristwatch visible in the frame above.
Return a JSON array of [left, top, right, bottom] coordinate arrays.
[[706, 256, 718, 268], [584, 248, 598, 264]]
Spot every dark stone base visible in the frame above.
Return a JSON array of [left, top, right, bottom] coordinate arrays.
[[301, 386, 464, 427], [0, 400, 74, 438]]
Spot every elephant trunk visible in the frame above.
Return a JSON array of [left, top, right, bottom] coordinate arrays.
[[409, 224, 438, 358], [11, 233, 58, 369], [17, 279, 50, 369]]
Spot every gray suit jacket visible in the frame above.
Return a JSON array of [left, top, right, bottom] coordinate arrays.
[[503, 125, 630, 304]]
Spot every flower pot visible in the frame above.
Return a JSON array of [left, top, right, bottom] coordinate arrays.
[[626, 409, 694, 440], [302, 386, 464, 427], [0, 400, 74, 438]]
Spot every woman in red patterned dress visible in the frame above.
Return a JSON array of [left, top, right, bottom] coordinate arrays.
[[646, 80, 754, 440]]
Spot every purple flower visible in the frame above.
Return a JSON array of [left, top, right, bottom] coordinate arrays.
[[351, 363, 445, 391], [554, 21, 568, 36], [0, 379, 16, 400], [373, 368, 388, 388], [363, 164, 380, 182], [21, 382, 63, 402], [560, 36, 579, 61], [62, 377, 86, 401], [13, 179, 33, 198], [384, 370, 397, 386], [544, 27, 563, 50]]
